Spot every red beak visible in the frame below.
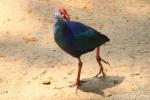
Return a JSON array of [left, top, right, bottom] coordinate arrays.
[[59, 7, 70, 20]]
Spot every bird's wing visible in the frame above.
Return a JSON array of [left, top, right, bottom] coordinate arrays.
[[63, 21, 104, 52], [63, 21, 91, 34]]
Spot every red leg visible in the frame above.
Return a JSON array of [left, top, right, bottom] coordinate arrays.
[[55, 58, 84, 93], [95, 47, 107, 78], [69, 58, 83, 90]]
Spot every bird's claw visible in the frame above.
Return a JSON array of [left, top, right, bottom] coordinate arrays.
[[54, 81, 83, 90], [68, 83, 79, 88], [68, 84, 76, 88], [95, 71, 106, 78], [68, 80, 87, 88]]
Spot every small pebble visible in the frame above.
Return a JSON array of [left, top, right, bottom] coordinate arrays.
[[50, 65, 54, 68], [32, 76, 38, 80], [23, 37, 38, 43], [131, 73, 140, 76], [42, 80, 51, 85], [0, 90, 8, 94], [67, 72, 72, 75]]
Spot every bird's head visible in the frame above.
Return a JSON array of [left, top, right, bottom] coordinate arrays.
[[56, 7, 70, 20]]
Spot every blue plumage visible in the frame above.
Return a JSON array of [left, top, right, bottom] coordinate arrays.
[[63, 21, 89, 33], [53, 12, 110, 58]]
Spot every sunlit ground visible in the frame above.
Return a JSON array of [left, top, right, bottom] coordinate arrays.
[[0, 0, 150, 100]]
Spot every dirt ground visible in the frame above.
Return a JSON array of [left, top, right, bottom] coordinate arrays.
[[0, 0, 150, 100]]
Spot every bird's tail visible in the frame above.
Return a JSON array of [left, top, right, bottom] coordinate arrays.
[[97, 33, 110, 45]]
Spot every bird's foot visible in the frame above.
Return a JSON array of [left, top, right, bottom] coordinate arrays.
[[95, 71, 106, 78], [68, 80, 87, 94], [68, 83, 79, 88], [68, 80, 87, 88], [54, 81, 86, 91]]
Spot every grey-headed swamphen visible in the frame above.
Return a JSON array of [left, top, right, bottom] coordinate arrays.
[[53, 8, 110, 90]]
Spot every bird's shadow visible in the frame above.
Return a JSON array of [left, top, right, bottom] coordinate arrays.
[[78, 76, 125, 96]]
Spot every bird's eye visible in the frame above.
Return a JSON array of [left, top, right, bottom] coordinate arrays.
[[60, 12, 63, 15]]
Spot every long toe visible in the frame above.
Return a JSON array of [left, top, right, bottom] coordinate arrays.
[[95, 71, 106, 78], [68, 80, 86, 88], [69, 83, 78, 88]]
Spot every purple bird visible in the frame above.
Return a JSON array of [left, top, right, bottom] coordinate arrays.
[[53, 8, 110, 89]]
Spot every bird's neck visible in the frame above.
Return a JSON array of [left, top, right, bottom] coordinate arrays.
[[53, 18, 63, 36]]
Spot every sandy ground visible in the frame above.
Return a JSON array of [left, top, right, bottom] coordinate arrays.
[[0, 0, 150, 100]]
